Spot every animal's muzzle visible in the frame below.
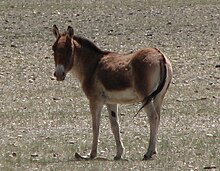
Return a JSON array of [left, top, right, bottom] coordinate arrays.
[[54, 65, 66, 81]]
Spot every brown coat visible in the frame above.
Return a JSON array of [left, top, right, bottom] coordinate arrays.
[[52, 25, 173, 160]]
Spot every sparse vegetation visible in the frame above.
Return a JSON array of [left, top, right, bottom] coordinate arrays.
[[0, 0, 219, 170]]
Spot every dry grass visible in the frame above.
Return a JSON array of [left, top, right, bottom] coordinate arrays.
[[0, 0, 219, 170]]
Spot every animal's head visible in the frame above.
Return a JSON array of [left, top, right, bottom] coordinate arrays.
[[52, 25, 74, 81]]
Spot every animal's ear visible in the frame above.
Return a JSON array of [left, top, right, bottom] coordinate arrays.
[[53, 25, 60, 38], [67, 26, 74, 38]]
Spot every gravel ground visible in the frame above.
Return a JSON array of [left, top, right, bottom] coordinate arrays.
[[0, 0, 219, 170]]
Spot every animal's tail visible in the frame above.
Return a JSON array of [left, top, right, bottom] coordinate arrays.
[[133, 49, 167, 119]]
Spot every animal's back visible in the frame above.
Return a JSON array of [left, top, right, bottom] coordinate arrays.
[[97, 52, 134, 91]]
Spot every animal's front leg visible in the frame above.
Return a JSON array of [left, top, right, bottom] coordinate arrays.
[[75, 100, 103, 160], [89, 100, 103, 159]]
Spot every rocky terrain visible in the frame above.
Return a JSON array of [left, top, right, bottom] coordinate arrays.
[[0, 0, 219, 170]]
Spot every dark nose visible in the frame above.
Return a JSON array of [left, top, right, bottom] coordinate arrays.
[[54, 71, 65, 77], [54, 65, 66, 81], [54, 71, 65, 81]]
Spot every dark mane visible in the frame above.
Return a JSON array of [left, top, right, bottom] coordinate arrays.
[[73, 35, 109, 54]]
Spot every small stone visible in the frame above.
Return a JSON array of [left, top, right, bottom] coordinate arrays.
[[215, 64, 220, 68], [28, 79, 34, 83], [11, 44, 17, 48], [9, 152, 17, 157], [31, 153, 38, 157], [204, 166, 216, 169], [53, 153, 58, 158], [176, 98, 183, 102], [146, 33, 153, 37], [52, 97, 60, 101], [69, 140, 75, 144], [206, 133, 213, 137]]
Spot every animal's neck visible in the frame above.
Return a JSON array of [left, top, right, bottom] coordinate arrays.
[[72, 37, 107, 84]]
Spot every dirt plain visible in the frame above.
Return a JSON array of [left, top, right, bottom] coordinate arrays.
[[0, 0, 219, 170]]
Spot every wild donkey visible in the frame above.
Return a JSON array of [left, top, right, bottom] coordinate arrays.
[[52, 25, 172, 160]]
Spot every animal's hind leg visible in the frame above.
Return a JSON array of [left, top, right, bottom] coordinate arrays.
[[143, 101, 160, 160], [154, 92, 166, 116], [106, 104, 124, 160]]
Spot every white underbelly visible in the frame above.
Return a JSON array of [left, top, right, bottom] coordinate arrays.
[[103, 88, 141, 104]]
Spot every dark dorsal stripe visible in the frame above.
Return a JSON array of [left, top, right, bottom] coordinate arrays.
[[73, 35, 108, 54]]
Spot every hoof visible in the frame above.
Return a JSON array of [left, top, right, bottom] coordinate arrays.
[[114, 155, 129, 161], [143, 151, 156, 160], [75, 152, 90, 160], [114, 156, 122, 160], [143, 150, 157, 160], [143, 155, 153, 160]]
